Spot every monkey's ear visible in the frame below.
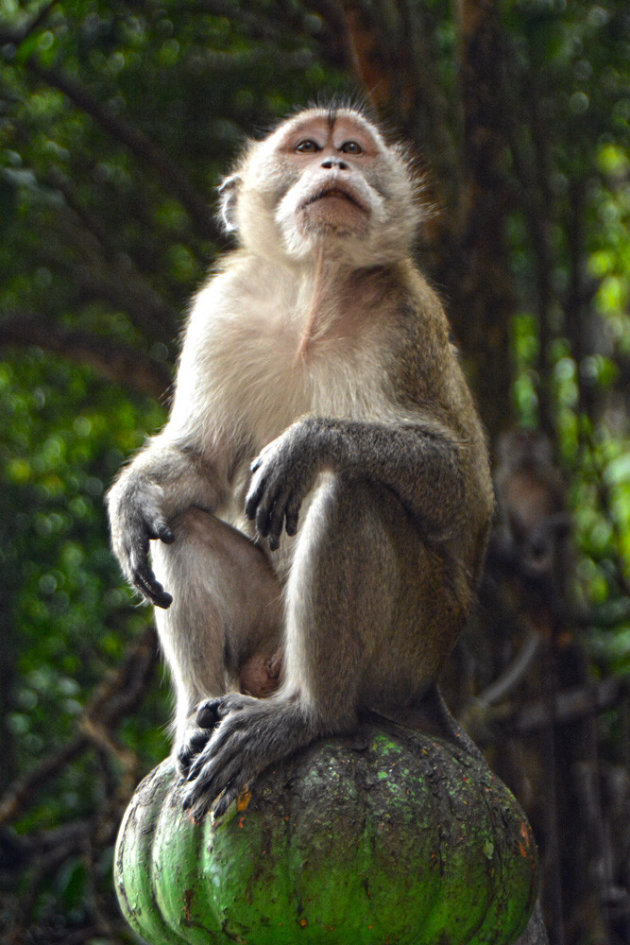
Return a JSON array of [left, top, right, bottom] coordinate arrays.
[[218, 173, 241, 233]]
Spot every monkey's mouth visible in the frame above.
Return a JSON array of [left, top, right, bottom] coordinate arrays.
[[302, 186, 367, 213]]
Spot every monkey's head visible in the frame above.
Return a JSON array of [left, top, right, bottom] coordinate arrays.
[[219, 107, 422, 266], [496, 430, 555, 474]]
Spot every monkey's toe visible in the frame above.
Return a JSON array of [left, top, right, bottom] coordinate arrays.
[[194, 692, 258, 729], [176, 727, 212, 775], [182, 749, 248, 821], [195, 699, 224, 729]]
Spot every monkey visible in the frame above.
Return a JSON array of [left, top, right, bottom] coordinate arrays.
[[107, 105, 494, 819], [492, 429, 572, 622]]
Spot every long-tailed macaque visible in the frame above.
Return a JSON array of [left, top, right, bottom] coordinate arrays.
[[493, 429, 572, 620], [107, 106, 494, 818]]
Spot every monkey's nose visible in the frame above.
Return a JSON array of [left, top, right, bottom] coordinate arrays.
[[321, 157, 349, 171]]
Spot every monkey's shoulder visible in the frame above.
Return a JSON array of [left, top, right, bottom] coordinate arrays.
[[392, 263, 451, 338], [378, 265, 457, 396]]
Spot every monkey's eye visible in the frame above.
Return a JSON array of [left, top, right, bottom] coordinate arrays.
[[295, 139, 320, 153], [340, 141, 363, 154]]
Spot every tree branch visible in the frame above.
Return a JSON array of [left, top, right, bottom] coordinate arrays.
[[338, 1, 397, 112], [451, 0, 514, 429], [0, 737, 88, 828], [476, 630, 542, 708], [515, 677, 623, 733], [26, 60, 218, 242], [0, 625, 158, 827], [0, 0, 59, 45], [0, 315, 172, 398]]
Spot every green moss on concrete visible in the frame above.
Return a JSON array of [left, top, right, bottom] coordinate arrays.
[[115, 724, 538, 945]]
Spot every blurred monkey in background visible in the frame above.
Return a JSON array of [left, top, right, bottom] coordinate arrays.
[[493, 429, 572, 629]]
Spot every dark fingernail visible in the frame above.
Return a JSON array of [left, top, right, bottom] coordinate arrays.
[[157, 591, 173, 609], [197, 706, 217, 727]]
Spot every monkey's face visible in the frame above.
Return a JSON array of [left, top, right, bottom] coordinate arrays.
[[274, 114, 378, 240], [226, 109, 421, 266]]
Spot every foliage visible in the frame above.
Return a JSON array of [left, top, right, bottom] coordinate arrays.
[[1, 351, 167, 783], [503, 2, 630, 672], [0, 352, 167, 942]]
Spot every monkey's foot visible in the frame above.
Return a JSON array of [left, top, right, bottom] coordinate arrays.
[[181, 697, 315, 821], [176, 695, 256, 775]]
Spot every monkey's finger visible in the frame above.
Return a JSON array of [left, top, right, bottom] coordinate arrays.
[[244, 471, 267, 521], [182, 783, 218, 821], [196, 699, 226, 728], [132, 562, 173, 608], [177, 730, 211, 774], [123, 520, 173, 607], [265, 489, 293, 548], [185, 751, 208, 786], [254, 491, 276, 538], [184, 788, 214, 824], [213, 780, 246, 820], [182, 750, 246, 815], [149, 520, 174, 544], [251, 471, 292, 538], [250, 438, 276, 473], [185, 724, 237, 782], [136, 574, 172, 608], [182, 756, 225, 806], [284, 493, 302, 536], [185, 711, 249, 784], [185, 731, 228, 784]]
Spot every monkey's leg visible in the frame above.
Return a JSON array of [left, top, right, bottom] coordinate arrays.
[[150, 506, 283, 761], [183, 476, 462, 819]]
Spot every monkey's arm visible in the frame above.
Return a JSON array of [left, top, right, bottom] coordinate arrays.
[[107, 437, 231, 607], [245, 415, 467, 550]]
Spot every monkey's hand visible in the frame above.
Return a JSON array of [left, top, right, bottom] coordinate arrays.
[[107, 474, 174, 608], [245, 422, 322, 550]]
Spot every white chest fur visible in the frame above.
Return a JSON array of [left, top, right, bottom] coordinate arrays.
[[171, 259, 398, 452]]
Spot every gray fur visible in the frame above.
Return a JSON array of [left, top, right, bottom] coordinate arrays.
[[106, 108, 494, 819]]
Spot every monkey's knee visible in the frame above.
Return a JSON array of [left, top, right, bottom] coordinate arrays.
[[153, 506, 278, 603], [154, 506, 283, 709], [309, 475, 417, 559], [161, 505, 228, 558]]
